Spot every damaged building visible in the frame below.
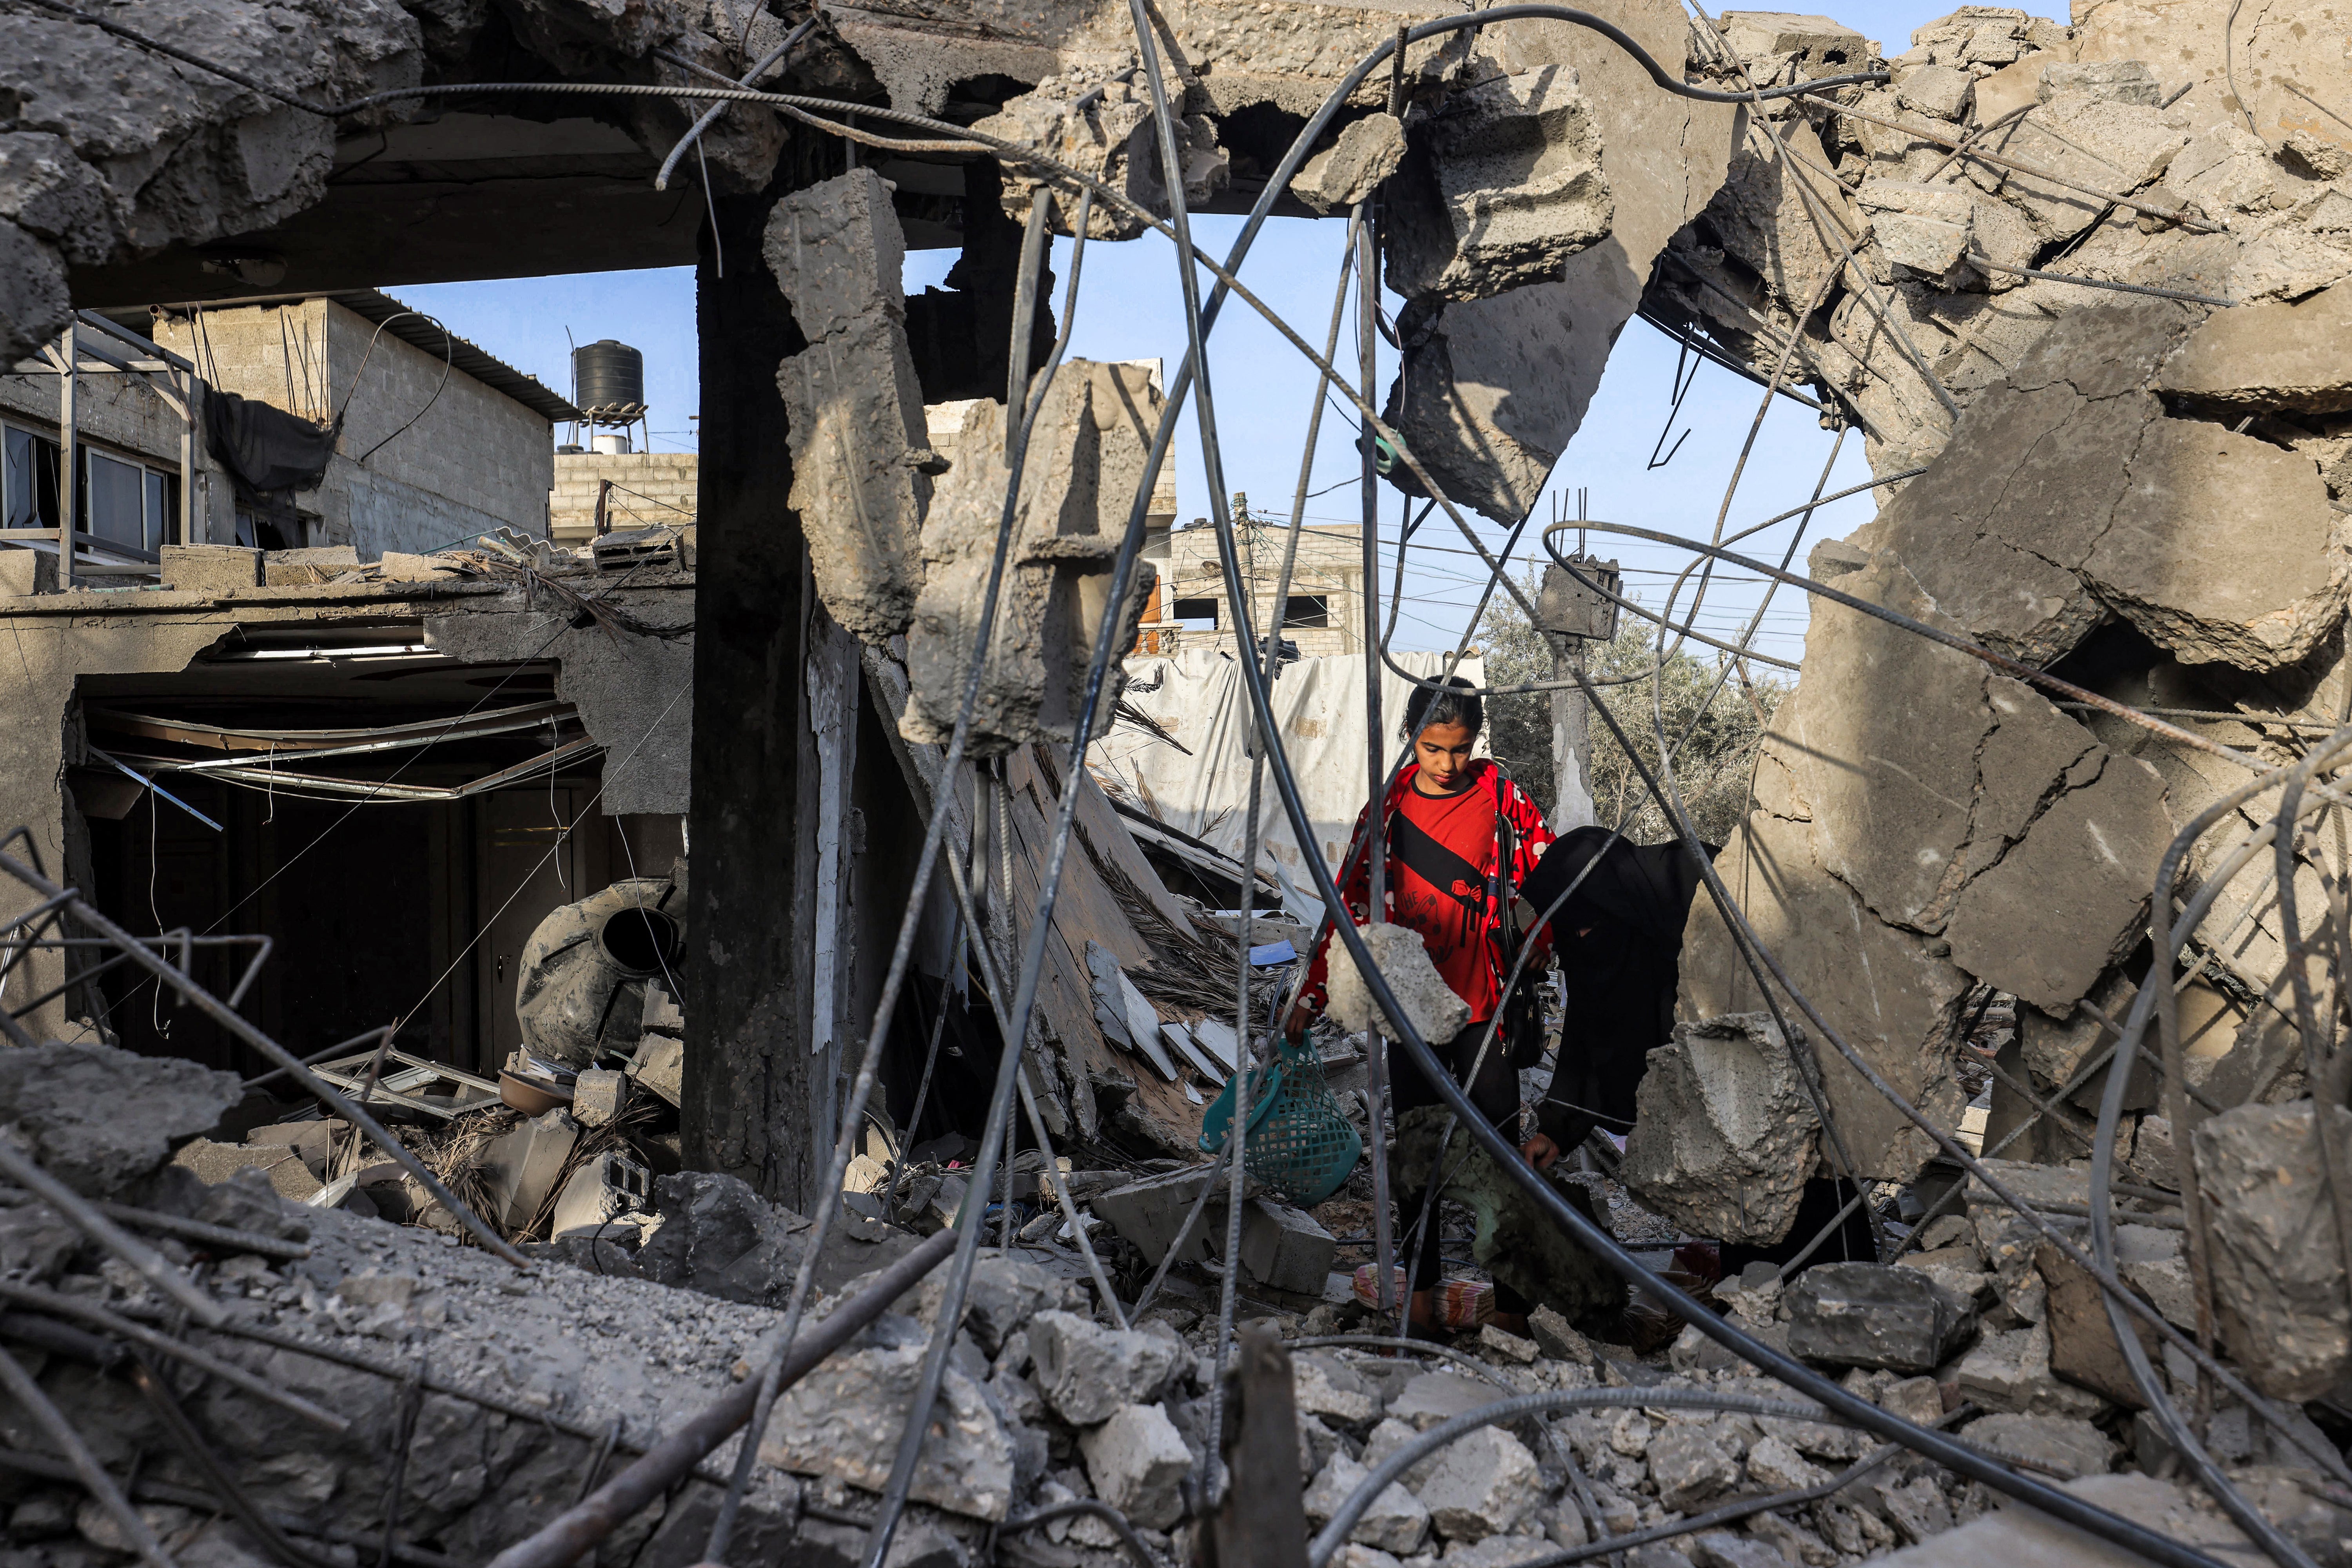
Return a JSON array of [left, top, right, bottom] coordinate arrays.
[[0, 2, 2348, 1568]]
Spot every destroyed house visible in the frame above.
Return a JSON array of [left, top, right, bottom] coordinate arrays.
[[0, 4, 2349, 1568]]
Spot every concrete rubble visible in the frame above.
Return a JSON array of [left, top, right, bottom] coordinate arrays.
[[1620, 1014, 1822, 1244], [4, 1, 2352, 1564], [903, 359, 1163, 755]]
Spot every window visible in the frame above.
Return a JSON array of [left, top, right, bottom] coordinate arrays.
[[1280, 594, 1329, 628], [85, 450, 147, 550], [1170, 596, 1219, 629], [79, 448, 176, 553], [2, 425, 59, 530]]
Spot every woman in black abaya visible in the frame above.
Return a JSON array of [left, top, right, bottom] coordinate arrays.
[[1519, 826, 1874, 1273]]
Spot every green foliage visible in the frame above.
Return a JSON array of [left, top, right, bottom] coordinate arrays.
[[1476, 570, 1790, 846]]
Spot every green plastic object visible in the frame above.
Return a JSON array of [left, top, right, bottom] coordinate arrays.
[[1198, 1036, 1363, 1207]]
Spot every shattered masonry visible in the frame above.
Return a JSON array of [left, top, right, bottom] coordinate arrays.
[[1, 2, 2351, 1568]]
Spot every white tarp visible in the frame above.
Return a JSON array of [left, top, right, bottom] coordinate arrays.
[[1091, 650, 1487, 922]]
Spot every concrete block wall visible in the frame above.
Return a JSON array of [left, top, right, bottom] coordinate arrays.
[[549, 451, 698, 544], [153, 299, 554, 557], [1157, 519, 1364, 658], [322, 301, 553, 553]]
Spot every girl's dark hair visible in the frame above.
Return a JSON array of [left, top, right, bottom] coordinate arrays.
[[1403, 675, 1483, 741]]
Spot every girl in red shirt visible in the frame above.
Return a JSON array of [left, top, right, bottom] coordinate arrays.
[[1288, 677, 1555, 1334]]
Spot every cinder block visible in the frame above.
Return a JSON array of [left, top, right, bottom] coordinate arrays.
[[162, 544, 260, 593], [0, 549, 54, 597], [1239, 1196, 1338, 1295], [483, 1109, 579, 1229], [263, 545, 361, 584]]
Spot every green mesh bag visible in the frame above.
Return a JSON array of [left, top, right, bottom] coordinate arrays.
[[1198, 1036, 1362, 1206]]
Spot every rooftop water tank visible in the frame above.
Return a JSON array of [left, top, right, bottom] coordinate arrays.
[[574, 339, 644, 419]]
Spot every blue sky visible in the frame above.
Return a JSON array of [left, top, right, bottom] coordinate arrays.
[[393, 1, 2037, 667]]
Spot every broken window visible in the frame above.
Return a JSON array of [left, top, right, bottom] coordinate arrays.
[[1, 422, 59, 530]]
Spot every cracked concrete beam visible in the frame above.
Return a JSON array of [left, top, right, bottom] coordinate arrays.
[[766, 171, 933, 646], [1381, 0, 1735, 524], [902, 360, 1161, 755]]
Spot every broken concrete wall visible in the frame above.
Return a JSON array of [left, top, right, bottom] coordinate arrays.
[[1380, 0, 1739, 524], [0, 0, 426, 360], [1680, 543, 2174, 1180], [767, 171, 934, 646], [902, 360, 1160, 756], [1651, 5, 2352, 484]]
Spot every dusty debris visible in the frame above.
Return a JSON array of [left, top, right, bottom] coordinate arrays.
[[1620, 1012, 1822, 1243]]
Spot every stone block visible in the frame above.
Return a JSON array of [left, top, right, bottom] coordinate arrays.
[[766, 170, 929, 645], [1879, 1375, 1944, 1427], [548, 1150, 650, 1242], [1784, 1262, 1977, 1372], [915, 1253, 1087, 1357], [170, 1138, 321, 1203], [1742, 1432, 1827, 1491], [1528, 1304, 1594, 1366], [377, 550, 461, 581], [631, 1031, 682, 1107], [1444, 1539, 1557, 1568], [1092, 1167, 1215, 1267], [1078, 1403, 1191, 1530], [1292, 113, 1406, 216], [482, 1109, 578, 1230], [1240, 1197, 1338, 1296], [903, 361, 1160, 754], [762, 1344, 1021, 1520], [243, 1118, 333, 1177], [1387, 1370, 1512, 1431], [0, 547, 54, 595], [261, 545, 359, 584], [1324, 921, 1469, 1046], [1306, 1450, 1430, 1554], [1620, 1012, 1820, 1245], [1858, 179, 1975, 276], [1958, 1412, 2118, 1479], [2037, 60, 2159, 106], [1645, 1423, 1740, 1513], [1029, 1309, 1182, 1425], [1954, 1325, 2109, 1418], [0, 1041, 241, 1200], [1895, 64, 1973, 120], [1476, 1325, 1537, 1365], [1690, 1531, 1788, 1568], [1865, 1473, 2247, 1566], [2194, 1099, 2352, 1399], [2034, 1241, 2161, 1408], [1410, 1424, 1539, 1541], [1292, 1350, 1382, 1427], [2157, 279, 2352, 415], [161, 544, 260, 593], [1383, 66, 1611, 303], [571, 1067, 627, 1128]]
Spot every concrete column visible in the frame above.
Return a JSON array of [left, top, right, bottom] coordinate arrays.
[[682, 163, 833, 1210]]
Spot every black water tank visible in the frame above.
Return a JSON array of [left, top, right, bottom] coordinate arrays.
[[573, 339, 644, 412]]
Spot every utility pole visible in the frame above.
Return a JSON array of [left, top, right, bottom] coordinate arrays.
[[1537, 490, 1617, 832]]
